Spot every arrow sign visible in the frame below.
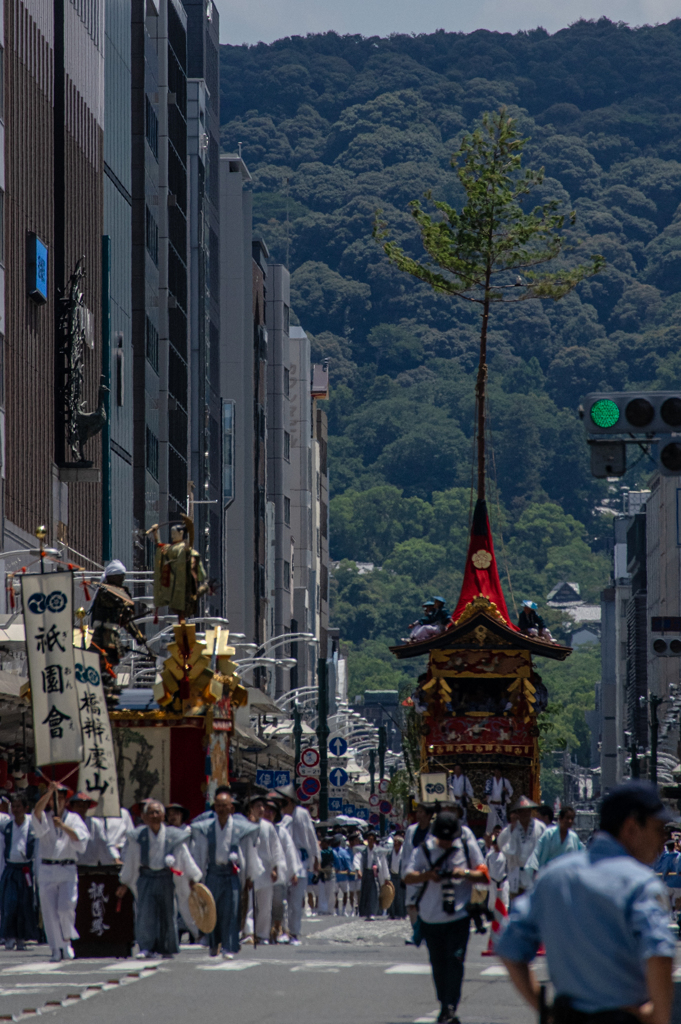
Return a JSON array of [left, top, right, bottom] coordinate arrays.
[[328, 734, 348, 757], [300, 747, 320, 768], [369, 793, 380, 807], [301, 776, 321, 798], [379, 800, 392, 815], [328, 767, 348, 788]]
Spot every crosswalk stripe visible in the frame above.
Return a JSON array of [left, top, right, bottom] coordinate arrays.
[[385, 965, 431, 975], [481, 965, 508, 977], [197, 961, 260, 971]]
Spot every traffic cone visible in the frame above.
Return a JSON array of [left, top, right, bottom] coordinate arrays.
[[481, 890, 508, 956], [536, 943, 546, 956]]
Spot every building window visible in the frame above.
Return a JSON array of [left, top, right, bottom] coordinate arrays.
[[145, 205, 158, 265], [146, 316, 159, 373], [283, 304, 290, 335], [145, 95, 158, 159], [283, 431, 290, 461], [284, 496, 291, 525], [283, 560, 290, 591], [146, 426, 159, 480], [284, 367, 290, 397]]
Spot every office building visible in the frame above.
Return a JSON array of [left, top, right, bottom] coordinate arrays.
[[4, 0, 105, 570], [184, 0, 220, 611], [131, 0, 189, 567], [104, 0, 133, 568]]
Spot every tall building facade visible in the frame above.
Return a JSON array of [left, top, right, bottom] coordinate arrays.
[[185, 0, 220, 611], [104, 0, 133, 568], [4, 0, 105, 571], [131, 0, 188, 567]]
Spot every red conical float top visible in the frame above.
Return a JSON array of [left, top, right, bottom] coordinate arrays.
[[450, 498, 517, 629]]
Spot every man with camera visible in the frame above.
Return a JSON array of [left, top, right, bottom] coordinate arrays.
[[404, 811, 488, 1024]]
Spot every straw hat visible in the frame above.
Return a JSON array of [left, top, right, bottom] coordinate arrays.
[[379, 880, 395, 911], [188, 883, 217, 934]]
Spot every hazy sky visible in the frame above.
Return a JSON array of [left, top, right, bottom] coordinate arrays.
[[214, 0, 679, 47]]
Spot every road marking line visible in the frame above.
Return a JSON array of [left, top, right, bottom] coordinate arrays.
[[385, 964, 431, 975], [413, 1013, 438, 1023], [481, 965, 508, 977], [197, 961, 260, 971], [2, 964, 63, 975]]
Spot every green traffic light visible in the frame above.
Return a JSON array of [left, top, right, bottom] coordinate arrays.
[[590, 399, 620, 429]]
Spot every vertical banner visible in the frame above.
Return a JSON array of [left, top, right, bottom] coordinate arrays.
[[21, 573, 82, 766], [74, 650, 120, 817]]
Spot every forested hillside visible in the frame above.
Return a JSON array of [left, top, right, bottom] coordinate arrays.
[[220, 20, 681, 762]]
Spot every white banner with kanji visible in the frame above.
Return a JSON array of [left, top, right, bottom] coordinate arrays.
[[74, 649, 120, 817], [21, 573, 82, 766]]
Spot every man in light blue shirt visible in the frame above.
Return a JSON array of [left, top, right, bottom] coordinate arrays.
[[530, 806, 584, 870], [497, 781, 676, 1024]]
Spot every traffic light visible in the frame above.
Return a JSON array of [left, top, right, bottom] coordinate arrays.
[[583, 392, 681, 476], [584, 392, 681, 434]]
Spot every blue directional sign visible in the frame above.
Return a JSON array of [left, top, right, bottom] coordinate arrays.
[[342, 803, 356, 816], [329, 797, 343, 812], [328, 734, 348, 757], [274, 770, 291, 787], [356, 808, 369, 821], [329, 767, 348, 788], [256, 769, 275, 789]]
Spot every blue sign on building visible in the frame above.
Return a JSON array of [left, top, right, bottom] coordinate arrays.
[[356, 807, 369, 821], [28, 233, 48, 304], [329, 797, 343, 812], [256, 769, 275, 789], [342, 804, 356, 816]]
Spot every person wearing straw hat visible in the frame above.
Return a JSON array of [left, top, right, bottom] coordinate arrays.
[[262, 795, 303, 942], [275, 783, 320, 945], [242, 794, 286, 944], [0, 793, 39, 950], [191, 788, 259, 959], [32, 779, 90, 962], [498, 796, 545, 899], [116, 798, 201, 959]]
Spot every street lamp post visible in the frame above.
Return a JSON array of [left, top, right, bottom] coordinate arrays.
[[378, 725, 386, 836], [649, 694, 664, 785], [293, 704, 303, 792], [316, 658, 329, 822]]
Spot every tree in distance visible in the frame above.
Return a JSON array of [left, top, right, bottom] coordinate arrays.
[[374, 108, 606, 498]]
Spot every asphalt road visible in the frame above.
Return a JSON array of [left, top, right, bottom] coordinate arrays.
[[0, 916, 676, 1024]]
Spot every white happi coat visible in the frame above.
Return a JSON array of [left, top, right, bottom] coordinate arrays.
[[498, 818, 545, 892]]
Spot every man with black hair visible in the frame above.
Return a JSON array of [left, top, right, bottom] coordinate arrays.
[[531, 805, 584, 869], [404, 811, 486, 1024], [0, 794, 38, 950], [498, 781, 676, 1024]]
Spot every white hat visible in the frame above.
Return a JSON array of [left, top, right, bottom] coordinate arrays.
[[100, 559, 126, 583]]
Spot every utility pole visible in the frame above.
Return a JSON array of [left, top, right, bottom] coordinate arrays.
[[369, 749, 376, 796], [378, 725, 386, 836], [316, 658, 329, 822], [293, 703, 302, 791]]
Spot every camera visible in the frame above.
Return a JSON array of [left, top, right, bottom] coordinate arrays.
[[438, 868, 456, 915]]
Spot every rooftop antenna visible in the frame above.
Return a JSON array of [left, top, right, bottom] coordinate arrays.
[[284, 176, 290, 269], [238, 141, 242, 159]]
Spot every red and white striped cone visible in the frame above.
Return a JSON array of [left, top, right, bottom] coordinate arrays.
[[481, 890, 508, 956]]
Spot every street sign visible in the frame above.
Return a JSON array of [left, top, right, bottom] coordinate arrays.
[[328, 734, 348, 757], [329, 786, 345, 798], [356, 807, 369, 821], [369, 812, 380, 826], [369, 793, 380, 807], [329, 797, 343, 812], [256, 768, 278, 789], [301, 776, 321, 798], [328, 767, 348, 788], [297, 762, 320, 777], [297, 786, 311, 803], [378, 779, 389, 794], [342, 803, 356, 816], [379, 800, 392, 815], [300, 747, 319, 768]]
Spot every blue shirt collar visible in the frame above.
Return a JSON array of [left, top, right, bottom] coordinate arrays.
[[588, 831, 631, 863]]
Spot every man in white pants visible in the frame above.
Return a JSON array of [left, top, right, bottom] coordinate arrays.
[[245, 796, 286, 944], [32, 781, 89, 962], [275, 784, 319, 945]]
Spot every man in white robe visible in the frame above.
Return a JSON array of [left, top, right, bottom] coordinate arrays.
[[484, 769, 513, 832], [497, 796, 545, 898], [449, 765, 474, 824], [32, 781, 89, 962], [275, 784, 320, 944], [243, 795, 286, 944]]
